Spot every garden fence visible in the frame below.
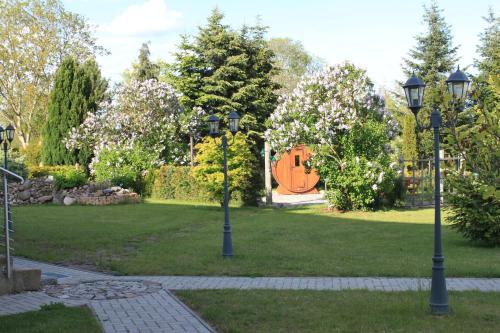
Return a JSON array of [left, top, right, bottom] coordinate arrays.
[[400, 153, 463, 208]]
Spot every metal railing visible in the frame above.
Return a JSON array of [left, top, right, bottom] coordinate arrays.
[[0, 166, 24, 279], [400, 155, 463, 208]]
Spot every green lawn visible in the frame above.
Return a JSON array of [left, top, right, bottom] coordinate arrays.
[[176, 290, 500, 333], [0, 304, 102, 333], [11, 199, 500, 277]]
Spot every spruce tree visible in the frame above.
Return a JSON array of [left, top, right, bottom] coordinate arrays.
[[172, 8, 278, 203], [402, 2, 458, 157], [124, 42, 159, 82], [173, 8, 278, 136], [476, 8, 499, 80]]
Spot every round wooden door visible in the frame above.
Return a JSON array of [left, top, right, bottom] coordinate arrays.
[[272, 145, 319, 195]]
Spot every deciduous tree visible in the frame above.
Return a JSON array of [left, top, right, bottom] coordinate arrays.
[[0, 0, 105, 148]]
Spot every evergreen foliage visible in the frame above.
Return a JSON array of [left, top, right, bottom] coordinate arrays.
[[42, 57, 107, 166], [402, 2, 458, 157], [172, 8, 279, 137], [446, 9, 500, 245], [476, 8, 500, 77], [402, 113, 417, 161], [124, 42, 159, 82]]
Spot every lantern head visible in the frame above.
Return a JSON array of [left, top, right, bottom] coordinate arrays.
[[207, 114, 220, 137], [5, 124, 15, 143], [228, 111, 240, 134], [403, 73, 426, 116], [446, 66, 470, 102]]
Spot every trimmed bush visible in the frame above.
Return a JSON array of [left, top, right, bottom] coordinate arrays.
[[192, 133, 261, 206], [150, 165, 208, 201]]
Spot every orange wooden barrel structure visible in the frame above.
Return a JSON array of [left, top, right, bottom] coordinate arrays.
[[272, 145, 319, 195]]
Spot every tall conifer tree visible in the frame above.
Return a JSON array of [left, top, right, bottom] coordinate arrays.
[[42, 57, 78, 165], [123, 42, 159, 82], [173, 8, 278, 136], [42, 57, 107, 166], [402, 2, 458, 157]]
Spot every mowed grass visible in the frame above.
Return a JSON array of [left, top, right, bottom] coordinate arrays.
[[176, 290, 500, 333], [11, 199, 500, 277], [0, 304, 102, 333]]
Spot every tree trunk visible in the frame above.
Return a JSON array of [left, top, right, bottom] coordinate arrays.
[[190, 135, 194, 167], [264, 141, 272, 204]]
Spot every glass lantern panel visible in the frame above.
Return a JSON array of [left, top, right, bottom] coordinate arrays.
[[229, 118, 239, 133], [209, 121, 219, 136], [447, 82, 454, 95], [404, 88, 411, 107], [418, 86, 424, 105], [453, 82, 464, 100], [410, 88, 420, 107], [462, 81, 470, 99]]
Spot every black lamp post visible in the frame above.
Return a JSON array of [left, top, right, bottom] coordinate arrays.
[[0, 124, 15, 279], [207, 111, 241, 258], [403, 68, 469, 315]]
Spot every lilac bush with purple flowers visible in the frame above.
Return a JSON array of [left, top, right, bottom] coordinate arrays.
[[266, 62, 400, 210]]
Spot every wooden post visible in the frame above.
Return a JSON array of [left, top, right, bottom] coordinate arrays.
[[264, 141, 272, 204], [190, 135, 194, 168]]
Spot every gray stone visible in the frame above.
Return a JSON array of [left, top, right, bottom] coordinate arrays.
[[18, 180, 32, 191], [52, 190, 64, 204], [110, 186, 122, 192], [17, 190, 31, 201], [0, 268, 41, 295], [63, 196, 76, 206], [38, 195, 53, 203]]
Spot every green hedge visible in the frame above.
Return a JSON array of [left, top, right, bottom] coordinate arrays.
[[150, 165, 210, 201]]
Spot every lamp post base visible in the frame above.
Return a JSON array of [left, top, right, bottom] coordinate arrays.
[[222, 226, 233, 258], [430, 255, 449, 315]]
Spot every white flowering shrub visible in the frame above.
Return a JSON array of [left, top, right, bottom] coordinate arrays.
[[65, 79, 185, 191], [266, 63, 400, 210]]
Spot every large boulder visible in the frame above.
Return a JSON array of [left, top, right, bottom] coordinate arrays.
[[17, 180, 32, 191], [63, 196, 76, 206], [17, 190, 31, 201]]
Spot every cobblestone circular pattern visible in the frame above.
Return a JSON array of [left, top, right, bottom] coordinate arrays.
[[44, 280, 162, 300]]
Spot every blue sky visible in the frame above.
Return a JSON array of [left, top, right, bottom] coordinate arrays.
[[63, 0, 497, 90]]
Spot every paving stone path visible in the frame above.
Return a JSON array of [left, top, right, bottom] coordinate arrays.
[[2, 257, 500, 333]]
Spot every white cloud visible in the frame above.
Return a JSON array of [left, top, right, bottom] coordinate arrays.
[[101, 0, 181, 35]]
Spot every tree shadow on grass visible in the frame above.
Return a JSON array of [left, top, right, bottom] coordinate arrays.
[[11, 200, 500, 277]]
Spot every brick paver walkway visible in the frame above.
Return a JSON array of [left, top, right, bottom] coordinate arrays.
[[2, 257, 500, 333], [5, 258, 216, 333]]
